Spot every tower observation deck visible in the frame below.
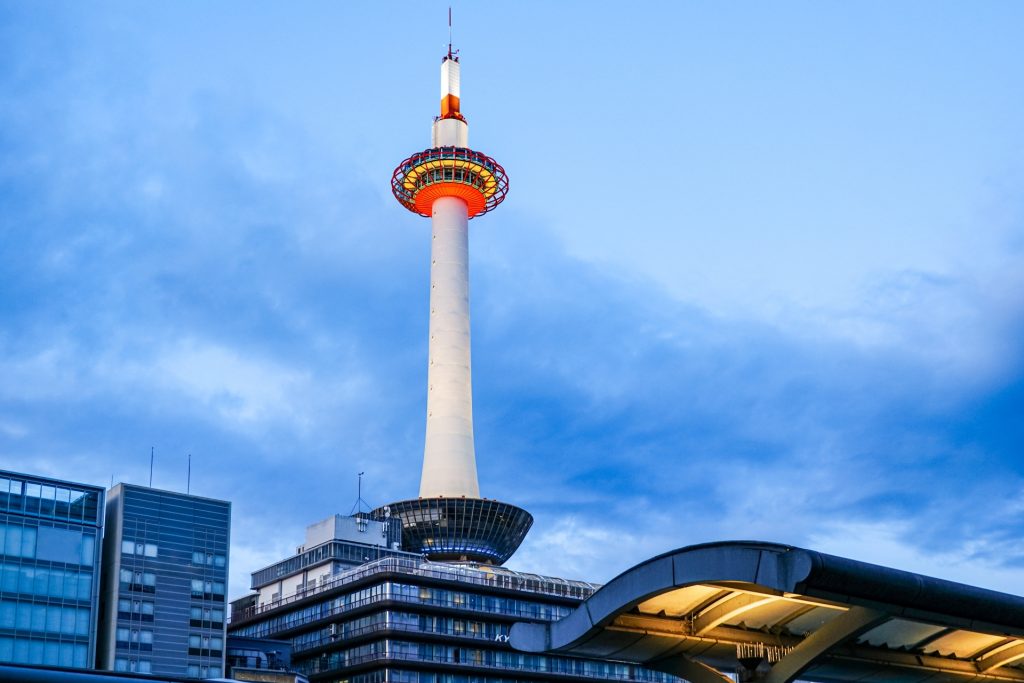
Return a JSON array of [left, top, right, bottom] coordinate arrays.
[[373, 44, 531, 565]]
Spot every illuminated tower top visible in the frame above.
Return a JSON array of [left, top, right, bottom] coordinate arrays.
[[391, 54, 508, 220], [376, 31, 530, 566]]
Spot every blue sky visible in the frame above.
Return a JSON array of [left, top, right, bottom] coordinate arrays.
[[1, 2, 1023, 599]]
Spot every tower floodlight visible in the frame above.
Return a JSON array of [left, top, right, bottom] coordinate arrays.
[[374, 34, 531, 566]]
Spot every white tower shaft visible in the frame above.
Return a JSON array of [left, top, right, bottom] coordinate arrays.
[[421, 195, 480, 498]]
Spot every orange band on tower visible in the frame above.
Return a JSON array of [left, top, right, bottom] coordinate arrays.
[[440, 94, 465, 121], [414, 183, 487, 217]]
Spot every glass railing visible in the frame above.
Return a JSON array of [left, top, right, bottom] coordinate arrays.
[[231, 585, 571, 640], [233, 557, 599, 624], [295, 638, 677, 683], [291, 618, 511, 654]]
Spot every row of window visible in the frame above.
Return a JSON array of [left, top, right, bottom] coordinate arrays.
[[0, 478, 101, 525], [252, 539, 406, 587], [299, 639, 674, 682], [0, 600, 91, 636], [186, 663, 223, 678], [121, 540, 158, 558], [232, 582, 571, 640], [292, 611, 511, 654], [0, 636, 88, 668], [115, 627, 153, 646], [191, 579, 226, 598], [414, 168, 493, 189], [118, 598, 154, 619], [0, 524, 34, 559], [187, 633, 223, 653], [190, 606, 224, 626], [119, 569, 156, 593], [0, 523, 96, 566], [118, 571, 227, 599], [192, 551, 226, 567], [1, 562, 93, 601], [114, 657, 151, 673]]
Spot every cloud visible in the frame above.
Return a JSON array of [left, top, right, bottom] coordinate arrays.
[[1, 4, 1023, 600]]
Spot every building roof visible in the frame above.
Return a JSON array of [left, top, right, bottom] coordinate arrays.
[[509, 541, 1024, 683]]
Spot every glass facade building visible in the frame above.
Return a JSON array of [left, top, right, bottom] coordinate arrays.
[[0, 469, 104, 669], [97, 484, 230, 679]]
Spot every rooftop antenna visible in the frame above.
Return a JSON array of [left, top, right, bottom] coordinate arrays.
[[186, 454, 191, 495], [447, 7, 458, 61], [349, 471, 370, 516], [149, 446, 154, 487]]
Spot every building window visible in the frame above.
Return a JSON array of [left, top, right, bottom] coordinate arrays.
[[185, 664, 222, 679], [0, 601, 89, 636], [0, 524, 37, 559], [118, 599, 155, 620], [117, 628, 153, 650], [0, 563, 92, 601], [190, 606, 224, 626], [192, 551, 226, 567], [190, 579, 225, 598], [122, 540, 158, 557], [119, 568, 156, 593], [188, 634, 223, 655]]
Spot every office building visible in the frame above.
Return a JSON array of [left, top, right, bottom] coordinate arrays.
[[0, 470, 104, 669], [97, 483, 230, 679], [228, 519, 674, 683]]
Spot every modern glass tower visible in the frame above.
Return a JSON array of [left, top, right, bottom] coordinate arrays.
[[97, 483, 230, 679], [0, 469, 104, 669]]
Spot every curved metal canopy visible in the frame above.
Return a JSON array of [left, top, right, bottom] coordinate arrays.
[[510, 541, 1024, 683]]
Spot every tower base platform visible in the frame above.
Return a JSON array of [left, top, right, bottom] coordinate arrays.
[[372, 497, 533, 565]]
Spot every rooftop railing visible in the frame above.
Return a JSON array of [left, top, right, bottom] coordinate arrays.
[[232, 557, 600, 624]]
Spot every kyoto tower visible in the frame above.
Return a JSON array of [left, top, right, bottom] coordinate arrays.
[[373, 32, 532, 565]]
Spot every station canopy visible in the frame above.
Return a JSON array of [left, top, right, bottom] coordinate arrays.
[[510, 541, 1024, 683]]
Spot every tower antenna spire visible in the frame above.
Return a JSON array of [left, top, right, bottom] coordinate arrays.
[[446, 7, 459, 61]]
